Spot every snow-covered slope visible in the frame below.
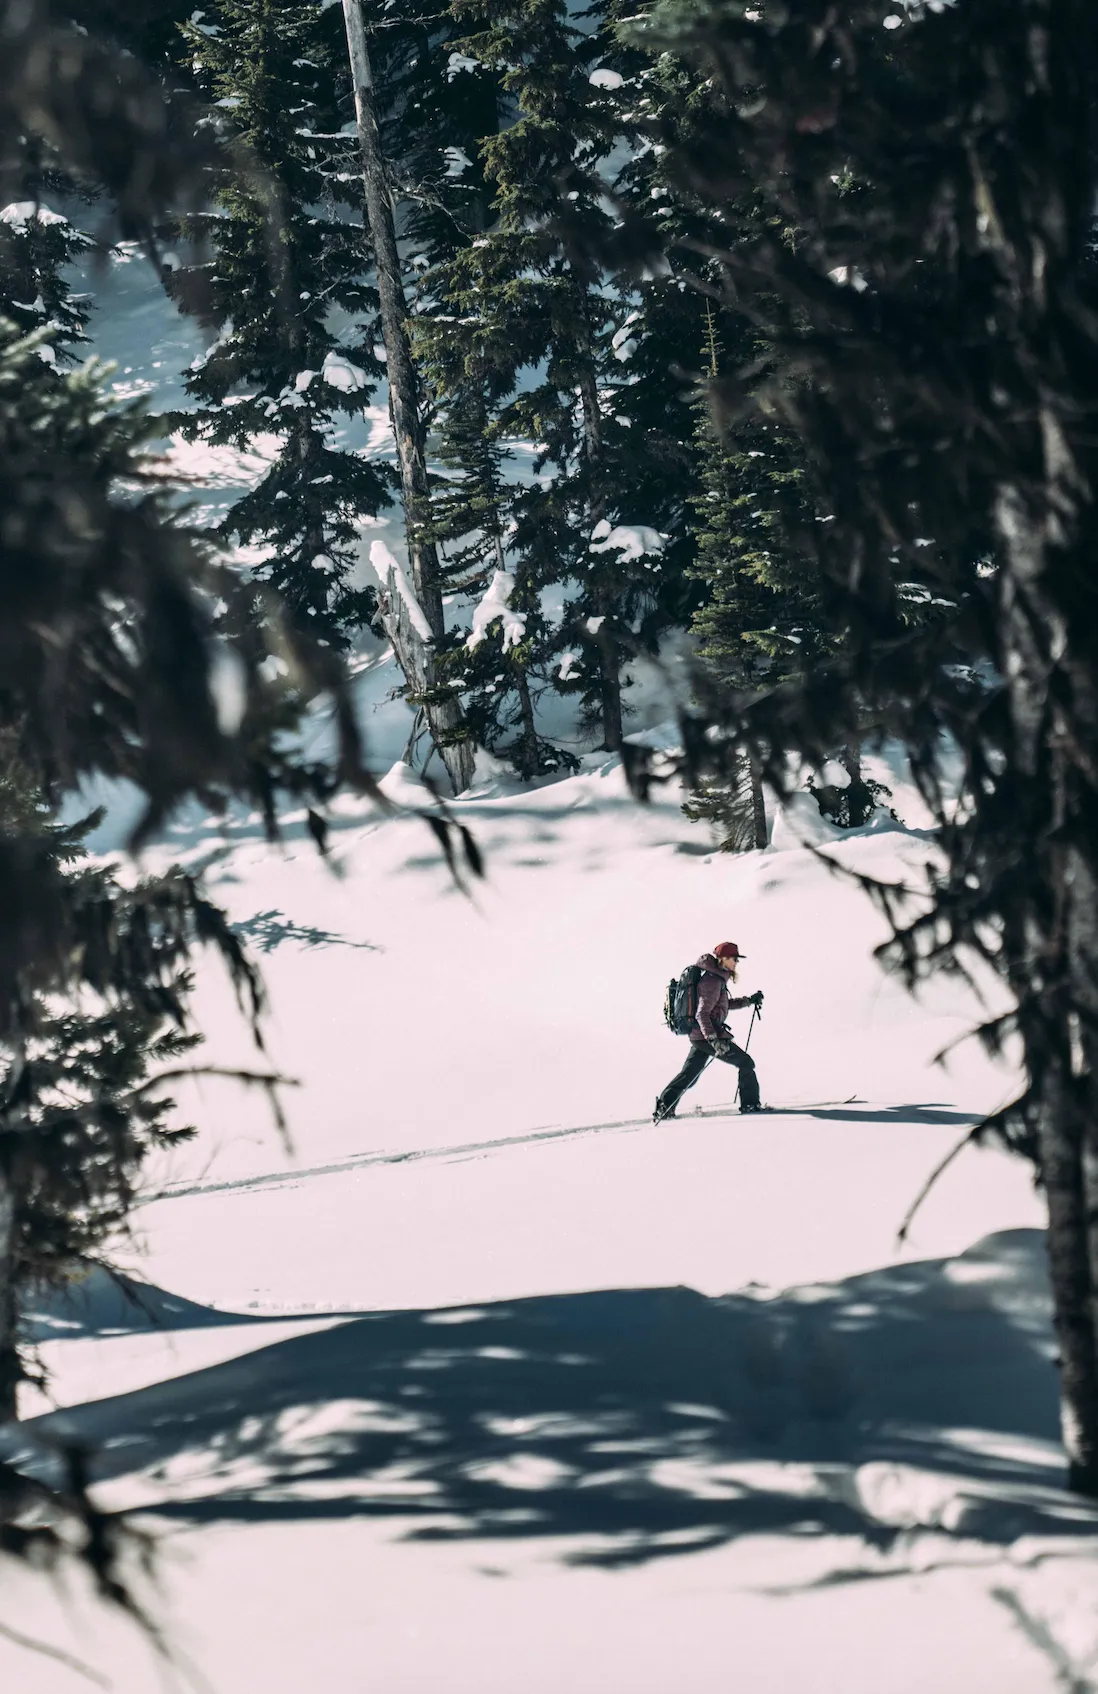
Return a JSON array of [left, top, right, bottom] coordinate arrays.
[[2, 255, 1095, 1694], [6, 747, 1096, 1694]]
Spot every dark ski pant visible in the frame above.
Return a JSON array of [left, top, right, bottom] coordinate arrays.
[[657, 1037, 760, 1115]]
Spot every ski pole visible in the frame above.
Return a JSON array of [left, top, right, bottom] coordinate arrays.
[[733, 1001, 759, 1106]]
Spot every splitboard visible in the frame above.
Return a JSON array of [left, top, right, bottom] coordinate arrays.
[[148, 1097, 863, 1205]]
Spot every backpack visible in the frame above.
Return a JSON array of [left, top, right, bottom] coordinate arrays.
[[663, 964, 702, 1035]]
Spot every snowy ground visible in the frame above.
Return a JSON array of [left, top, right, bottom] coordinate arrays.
[[5, 753, 1096, 1694], [1, 252, 1096, 1694]]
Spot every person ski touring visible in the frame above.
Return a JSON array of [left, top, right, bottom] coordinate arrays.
[[654, 941, 763, 1122]]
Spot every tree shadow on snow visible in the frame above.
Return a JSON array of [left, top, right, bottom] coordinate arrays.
[[228, 910, 383, 955], [802, 1104, 981, 1126], [26, 1229, 1096, 1570]]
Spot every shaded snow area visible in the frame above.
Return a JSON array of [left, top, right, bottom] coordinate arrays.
[[2, 252, 1096, 1694]]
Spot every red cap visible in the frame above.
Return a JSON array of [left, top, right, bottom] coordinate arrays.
[[713, 941, 745, 962]]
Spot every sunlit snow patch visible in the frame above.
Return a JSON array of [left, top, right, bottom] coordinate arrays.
[[467, 570, 527, 650], [322, 351, 371, 392]]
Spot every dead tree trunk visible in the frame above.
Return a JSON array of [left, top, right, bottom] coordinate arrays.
[[341, 0, 473, 794]]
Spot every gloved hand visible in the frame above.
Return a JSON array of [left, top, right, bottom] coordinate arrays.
[[710, 1035, 733, 1059], [751, 990, 764, 1009]]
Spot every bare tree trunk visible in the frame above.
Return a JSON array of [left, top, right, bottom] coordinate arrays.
[[995, 480, 1098, 1493], [290, 415, 328, 627], [515, 666, 539, 774], [749, 761, 768, 849], [594, 611, 623, 752], [341, 0, 473, 794], [576, 335, 623, 753], [1040, 1079, 1098, 1489], [0, 1165, 17, 1422]]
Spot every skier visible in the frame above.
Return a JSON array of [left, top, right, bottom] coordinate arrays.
[[654, 941, 763, 1122]]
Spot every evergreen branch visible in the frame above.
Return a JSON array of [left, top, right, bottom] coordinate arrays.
[[132, 1066, 300, 1155], [131, 1065, 299, 1096]]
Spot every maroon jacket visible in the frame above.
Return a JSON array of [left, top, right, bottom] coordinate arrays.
[[691, 953, 756, 1044]]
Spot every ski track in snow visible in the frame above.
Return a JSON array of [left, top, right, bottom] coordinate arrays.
[[146, 1098, 874, 1202]]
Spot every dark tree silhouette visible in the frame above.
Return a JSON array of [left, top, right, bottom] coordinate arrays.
[[628, 0, 1098, 1489], [0, 0, 384, 1608]]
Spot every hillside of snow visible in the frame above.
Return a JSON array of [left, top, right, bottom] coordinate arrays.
[[1, 249, 1096, 1694]]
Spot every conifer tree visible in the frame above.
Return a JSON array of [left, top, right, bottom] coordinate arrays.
[[603, 43, 867, 836], [170, 0, 390, 651], [639, 0, 1098, 1489], [0, 755, 223, 1420], [0, 163, 268, 1429], [415, 231, 578, 776], [449, 0, 687, 752], [426, 352, 566, 775], [0, 5, 391, 1593], [688, 335, 892, 833], [375, 0, 504, 252], [362, 5, 571, 775], [686, 305, 834, 840], [0, 198, 91, 354], [609, 37, 878, 833], [588, 12, 708, 629]]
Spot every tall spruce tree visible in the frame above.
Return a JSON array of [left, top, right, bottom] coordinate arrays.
[[170, 0, 390, 651], [590, 8, 708, 639], [639, 0, 1098, 1489], [602, 39, 869, 838], [419, 313, 572, 775], [368, 7, 570, 776], [449, 0, 690, 753], [687, 304, 842, 841]]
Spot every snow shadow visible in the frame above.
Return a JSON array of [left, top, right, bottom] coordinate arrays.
[[229, 910, 383, 955], [801, 1104, 979, 1126], [21, 1268, 291, 1342], [137, 773, 693, 875], [27, 1230, 1091, 1569]]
